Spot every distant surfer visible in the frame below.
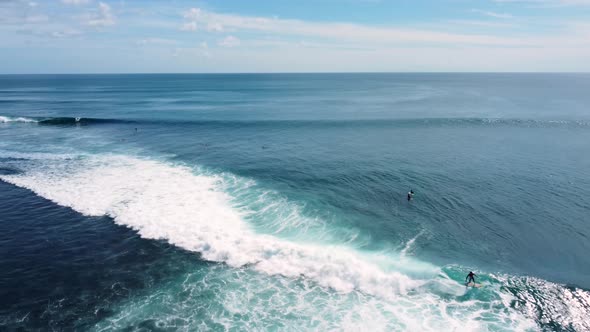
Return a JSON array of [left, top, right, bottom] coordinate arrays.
[[407, 190, 414, 201], [465, 271, 476, 285]]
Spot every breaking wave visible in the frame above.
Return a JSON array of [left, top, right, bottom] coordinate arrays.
[[1, 151, 588, 330], [0, 115, 133, 126], [2, 114, 589, 129]]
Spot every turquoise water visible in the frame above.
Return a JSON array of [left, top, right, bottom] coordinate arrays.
[[1, 74, 589, 331]]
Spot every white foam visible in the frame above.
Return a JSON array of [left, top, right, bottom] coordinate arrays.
[[0, 154, 422, 297], [92, 266, 537, 332], [1, 152, 537, 330], [497, 274, 590, 331], [0, 151, 77, 161], [0, 115, 37, 123]]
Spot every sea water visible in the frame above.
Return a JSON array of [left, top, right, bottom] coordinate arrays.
[[1, 73, 589, 331]]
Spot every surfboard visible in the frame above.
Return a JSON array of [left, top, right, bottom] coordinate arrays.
[[466, 282, 482, 288]]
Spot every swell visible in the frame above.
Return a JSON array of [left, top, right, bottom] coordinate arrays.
[[38, 117, 135, 126], [2, 114, 589, 129], [128, 117, 590, 129], [0, 115, 134, 126]]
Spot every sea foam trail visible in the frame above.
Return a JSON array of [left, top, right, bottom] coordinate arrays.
[[0, 153, 537, 330]]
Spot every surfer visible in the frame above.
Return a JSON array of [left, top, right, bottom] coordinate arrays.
[[407, 190, 414, 201], [465, 271, 476, 285]]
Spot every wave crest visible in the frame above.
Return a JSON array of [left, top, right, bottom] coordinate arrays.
[[1, 115, 133, 126], [0, 116, 37, 123]]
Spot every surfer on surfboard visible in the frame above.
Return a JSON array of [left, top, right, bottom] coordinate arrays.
[[465, 271, 476, 285]]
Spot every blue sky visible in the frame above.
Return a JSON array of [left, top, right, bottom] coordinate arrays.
[[1, 0, 589, 73]]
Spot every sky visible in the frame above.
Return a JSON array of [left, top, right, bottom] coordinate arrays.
[[1, 0, 590, 73]]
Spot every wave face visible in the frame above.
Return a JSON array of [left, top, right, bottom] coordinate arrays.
[[38, 117, 128, 126], [3, 150, 589, 331]]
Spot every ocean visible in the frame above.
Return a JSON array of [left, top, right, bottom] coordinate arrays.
[[1, 73, 589, 331]]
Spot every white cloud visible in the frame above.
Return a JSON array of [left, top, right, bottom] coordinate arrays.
[[207, 22, 223, 32], [560, 0, 590, 3], [447, 20, 517, 28], [180, 7, 226, 33], [199, 42, 211, 57], [169, 42, 211, 59], [471, 9, 513, 19], [25, 14, 49, 23], [87, 2, 114, 26], [181, 8, 205, 32], [62, 0, 91, 5], [180, 8, 526, 47], [181, 21, 197, 31], [183, 7, 202, 20], [493, 0, 590, 6], [167, 7, 590, 71], [136, 38, 178, 46], [51, 28, 82, 38], [218, 35, 240, 47]]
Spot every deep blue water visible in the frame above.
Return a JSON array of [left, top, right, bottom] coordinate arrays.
[[1, 74, 589, 331]]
